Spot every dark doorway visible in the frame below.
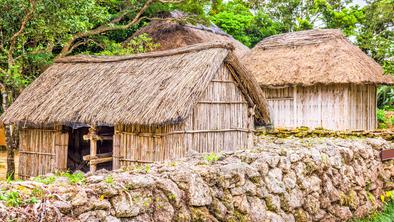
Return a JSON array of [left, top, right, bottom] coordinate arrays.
[[67, 126, 114, 172]]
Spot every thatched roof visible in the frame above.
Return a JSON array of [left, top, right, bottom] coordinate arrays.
[[129, 20, 250, 58], [1, 42, 270, 127], [243, 29, 393, 87]]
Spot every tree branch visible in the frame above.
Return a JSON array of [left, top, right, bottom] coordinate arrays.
[[56, 0, 185, 58], [7, 0, 36, 66], [57, 0, 156, 58], [68, 39, 104, 53]]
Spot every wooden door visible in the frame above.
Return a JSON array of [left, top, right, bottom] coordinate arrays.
[[19, 128, 68, 179]]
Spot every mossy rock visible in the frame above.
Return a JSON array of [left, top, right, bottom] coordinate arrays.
[[227, 210, 250, 222], [190, 207, 217, 222], [294, 209, 308, 222]]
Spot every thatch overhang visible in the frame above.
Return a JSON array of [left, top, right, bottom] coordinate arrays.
[[129, 20, 250, 58], [243, 29, 393, 87], [1, 42, 270, 127]]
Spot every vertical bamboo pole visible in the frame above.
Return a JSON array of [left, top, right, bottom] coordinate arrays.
[[89, 126, 97, 173], [293, 86, 297, 127]]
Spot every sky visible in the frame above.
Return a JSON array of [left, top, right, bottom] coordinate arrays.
[[350, 0, 367, 7]]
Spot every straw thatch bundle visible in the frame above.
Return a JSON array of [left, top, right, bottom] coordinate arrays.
[[1, 42, 269, 127], [130, 20, 250, 58], [243, 29, 393, 87]]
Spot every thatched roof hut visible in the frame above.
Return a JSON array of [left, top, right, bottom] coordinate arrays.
[[244, 29, 392, 86], [1, 42, 270, 178], [129, 20, 250, 58], [243, 29, 393, 130]]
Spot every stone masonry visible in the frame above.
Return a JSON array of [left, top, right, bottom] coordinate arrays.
[[0, 136, 393, 221]]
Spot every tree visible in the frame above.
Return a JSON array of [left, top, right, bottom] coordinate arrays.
[[356, 0, 393, 74], [209, 0, 365, 48], [210, 0, 285, 47]]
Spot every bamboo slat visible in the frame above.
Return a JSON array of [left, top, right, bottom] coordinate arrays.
[[265, 84, 377, 130], [18, 127, 67, 179], [113, 134, 121, 169], [19, 151, 55, 156]]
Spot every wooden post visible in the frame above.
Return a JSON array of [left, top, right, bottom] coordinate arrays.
[[89, 127, 97, 172], [113, 133, 121, 170], [83, 126, 99, 173]]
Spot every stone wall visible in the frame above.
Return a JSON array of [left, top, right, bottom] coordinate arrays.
[[0, 136, 393, 222]]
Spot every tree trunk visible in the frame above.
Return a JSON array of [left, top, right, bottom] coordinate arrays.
[[2, 90, 16, 180], [5, 125, 15, 179]]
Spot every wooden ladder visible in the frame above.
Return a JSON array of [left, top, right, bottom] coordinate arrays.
[[83, 126, 113, 172]]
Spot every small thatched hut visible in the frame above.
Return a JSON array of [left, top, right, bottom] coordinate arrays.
[[129, 20, 250, 58], [243, 29, 393, 130], [1, 42, 270, 178]]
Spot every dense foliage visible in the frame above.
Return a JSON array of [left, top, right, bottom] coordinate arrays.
[[0, 0, 392, 94]]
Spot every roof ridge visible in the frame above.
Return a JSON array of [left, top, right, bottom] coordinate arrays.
[[256, 29, 344, 49], [55, 42, 234, 63]]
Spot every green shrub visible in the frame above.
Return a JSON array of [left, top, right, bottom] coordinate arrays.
[[377, 109, 387, 123], [377, 86, 394, 109], [33, 175, 56, 185], [353, 201, 394, 222], [0, 191, 22, 207], [104, 175, 114, 184], [56, 171, 86, 184], [390, 116, 394, 126], [204, 152, 220, 164], [379, 123, 387, 129]]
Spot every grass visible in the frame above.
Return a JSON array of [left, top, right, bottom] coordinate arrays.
[[204, 152, 220, 164], [33, 171, 85, 185], [354, 201, 394, 222]]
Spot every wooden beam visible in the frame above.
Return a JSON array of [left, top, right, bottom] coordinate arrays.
[[120, 158, 154, 163], [83, 152, 112, 161], [83, 134, 113, 141], [381, 149, 394, 161], [197, 101, 248, 104], [19, 151, 55, 156], [90, 157, 113, 165], [100, 135, 113, 140]]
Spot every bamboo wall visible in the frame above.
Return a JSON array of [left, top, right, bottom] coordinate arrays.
[[182, 64, 254, 152], [18, 128, 68, 179], [114, 64, 255, 168], [262, 84, 377, 130]]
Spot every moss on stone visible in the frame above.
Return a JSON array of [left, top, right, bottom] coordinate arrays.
[[190, 207, 214, 222], [265, 195, 278, 212], [294, 209, 308, 222]]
